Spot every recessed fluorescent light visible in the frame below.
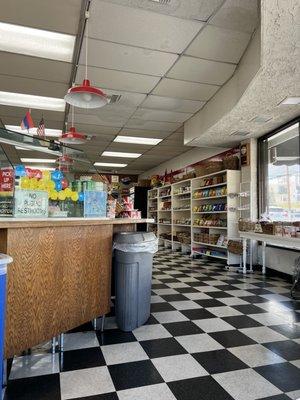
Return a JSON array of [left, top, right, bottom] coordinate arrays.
[[102, 151, 141, 158], [20, 158, 56, 164], [114, 136, 162, 145], [0, 22, 75, 62], [0, 91, 65, 111], [94, 162, 127, 168], [279, 96, 300, 105], [6, 125, 62, 137], [24, 166, 55, 171]]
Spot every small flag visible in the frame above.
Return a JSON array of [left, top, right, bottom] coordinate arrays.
[[21, 111, 34, 131], [37, 117, 45, 138]]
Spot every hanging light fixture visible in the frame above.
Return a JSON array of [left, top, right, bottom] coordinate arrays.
[[64, 11, 108, 109], [60, 106, 87, 145]]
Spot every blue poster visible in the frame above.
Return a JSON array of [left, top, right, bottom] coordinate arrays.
[[83, 190, 107, 218]]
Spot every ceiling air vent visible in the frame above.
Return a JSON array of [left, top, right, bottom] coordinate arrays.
[[149, 0, 171, 4], [107, 94, 122, 104], [230, 131, 250, 137]]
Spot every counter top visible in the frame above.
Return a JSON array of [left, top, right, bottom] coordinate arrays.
[[0, 217, 154, 229]]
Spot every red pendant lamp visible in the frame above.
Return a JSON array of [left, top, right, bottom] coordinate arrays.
[[64, 12, 108, 109], [60, 107, 87, 145]]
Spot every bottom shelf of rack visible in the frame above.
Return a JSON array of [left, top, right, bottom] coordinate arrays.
[[192, 250, 227, 261]]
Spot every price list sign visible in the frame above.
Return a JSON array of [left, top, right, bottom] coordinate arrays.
[[14, 190, 49, 218]]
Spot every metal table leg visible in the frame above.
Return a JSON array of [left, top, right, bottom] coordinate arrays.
[[249, 239, 253, 273], [262, 241, 266, 274], [242, 237, 247, 274]]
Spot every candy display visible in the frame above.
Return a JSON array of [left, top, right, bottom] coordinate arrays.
[[193, 186, 227, 199], [193, 216, 227, 228], [173, 218, 191, 226], [173, 185, 190, 195], [14, 165, 84, 203], [193, 203, 227, 212]]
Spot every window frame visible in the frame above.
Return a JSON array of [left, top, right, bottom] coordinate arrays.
[[257, 116, 300, 219]]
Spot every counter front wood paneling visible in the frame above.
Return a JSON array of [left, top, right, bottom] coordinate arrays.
[[0, 218, 149, 358]]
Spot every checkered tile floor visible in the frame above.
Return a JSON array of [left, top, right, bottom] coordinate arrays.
[[5, 249, 300, 400]]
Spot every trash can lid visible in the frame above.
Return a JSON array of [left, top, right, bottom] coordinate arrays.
[[0, 254, 13, 275], [114, 231, 156, 244]]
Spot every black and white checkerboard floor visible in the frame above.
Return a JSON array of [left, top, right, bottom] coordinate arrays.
[[4, 249, 300, 400]]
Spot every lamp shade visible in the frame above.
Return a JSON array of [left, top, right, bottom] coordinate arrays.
[[60, 127, 87, 145], [64, 79, 108, 109]]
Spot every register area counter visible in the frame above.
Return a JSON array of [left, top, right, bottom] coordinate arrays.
[[0, 217, 153, 358]]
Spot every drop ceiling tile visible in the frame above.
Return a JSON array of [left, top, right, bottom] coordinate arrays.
[[102, 0, 223, 22], [0, 52, 72, 83], [0, 74, 68, 98], [167, 56, 236, 85], [119, 128, 171, 139], [141, 95, 205, 113], [71, 124, 120, 137], [69, 112, 127, 128], [0, 106, 64, 122], [75, 105, 136, 120], [185, 25, 251, 64], [209, 0, 259, 33], [89, 1, 203, 53], [79, 39, 178, 76], [153, 78, 219, 101], [125, 118, 181, 132], [133, 108, 192, 123], [76, 66, 160, 94], [0, 0, 82, 34], [2, 116, 63, 129]]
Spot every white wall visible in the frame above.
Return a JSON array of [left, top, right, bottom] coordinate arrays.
[[139, 146, 227, 178]]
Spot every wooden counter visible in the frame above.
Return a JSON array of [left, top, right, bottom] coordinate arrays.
[[0, 218, 152, 358]]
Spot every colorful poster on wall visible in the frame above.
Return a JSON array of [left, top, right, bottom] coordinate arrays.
[[84, 190, 107, 218], [14, 190, 48, 218]]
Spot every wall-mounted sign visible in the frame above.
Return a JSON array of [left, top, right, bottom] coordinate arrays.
[[84, 190, 107, 218], [0, 167, 14, 192], [14, 190, 48, 218], [241, 143, 250, 166], [111, 175, 119, 183], [0, 195, 14, 217]]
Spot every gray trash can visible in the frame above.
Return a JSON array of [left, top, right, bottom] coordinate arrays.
[[113, 232, 158, 331]]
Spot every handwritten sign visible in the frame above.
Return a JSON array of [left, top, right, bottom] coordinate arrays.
[[0, 195, 14, 216], [0, 167, 14, 192], [84, 190, 107, 218], [14, 190, 48, 218]]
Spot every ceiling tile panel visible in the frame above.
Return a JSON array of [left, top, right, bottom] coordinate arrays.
[[0, 52, 72, 83], [0, 106, 64, 122], [76, 66, 160, 94], [79, 39, 178, 76], [185, 25, 251, 63], [89, 1, 203, 53], [153, 78, 219, 101], [0, 0, 82, 34], [132, 108, 192, 123], [100, 0, 223, 22], [69, 111, 129, 128], [0, 75, 68, 98], [209, 0, 259, 33], [141, 95, 205, 113], [125, 118, 181, 131], [70, 124, 120, 137], [167, 56, 236, 85]]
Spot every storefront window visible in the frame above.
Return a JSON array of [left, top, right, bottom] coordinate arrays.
[[259, 120, 300, 221]]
